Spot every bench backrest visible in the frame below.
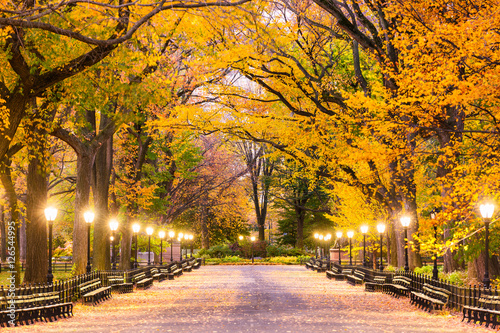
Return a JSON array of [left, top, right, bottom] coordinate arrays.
[[341, 268, 353, 275], [329, 266, 340, 274], [392, 276, 411, 286], [423, 283, 451, 303], [354, 270, 365, 280], [373, 276, 386, 283]]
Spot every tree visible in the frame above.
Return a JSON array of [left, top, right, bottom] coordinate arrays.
[[235, 141, 274, 241]]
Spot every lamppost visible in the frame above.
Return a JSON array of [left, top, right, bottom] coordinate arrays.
[[377, 223, 386, 272], [159, 231, 165, 265], [184, 233, 189, 259], [189, 234, 194, 258], [360, 225, 368, 267], [178, 232, 183, 261], [45, 207, 57, 284], [401, 216, 411, 272], [109, 219, 119, 270], [314, 233, 319, 258], [336, 231, 342, 265], [325, 234, 331, 261], [347, 231, 354, 265], [169, 231, 175, 262], [84, 210, 95, 274], [480, 203, 494, 289], [146, 227, 154, 266], [133, 223, 140, 268], [430, 210, 439, 280], [318, 234, 324, 258], [251, 236, 256, 263]]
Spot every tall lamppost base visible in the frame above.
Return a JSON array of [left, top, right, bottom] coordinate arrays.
[[86, 263, 91, 274], [47, 272, 53, 285]]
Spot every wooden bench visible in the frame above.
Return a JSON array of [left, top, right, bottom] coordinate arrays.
[[365, 275, 386, 292], [132, 272, 153, 290], [159, 266, 176, 280], [192, 258, 202, 269], [410, 283, 451, 312], [315, 261, 329, 273], [462, 295, 500, 328], [383, 275, 411, 298], [0, 292, 73, 327], [326, 266, 349, 280], [78, 278, 112, 305], [346, 270, 365, 286], [181, 261, 193, 273], [305, 258, 316, 270], [107, 275, 133, 294], [150, 268, 166, 282]]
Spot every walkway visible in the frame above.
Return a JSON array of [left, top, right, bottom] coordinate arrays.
[[5, 265, 492, 332]]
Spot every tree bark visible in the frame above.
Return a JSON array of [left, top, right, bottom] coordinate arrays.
[[72, 152, 94, 274], [93, 135, 113, 270], [0, 163, 22, 286], [24, 138, 49, 284], [0, 205, 5, 262], [201, 206, 210, 249]]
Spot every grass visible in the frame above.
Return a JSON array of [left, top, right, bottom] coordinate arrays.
[[0, 271, 73, 286]]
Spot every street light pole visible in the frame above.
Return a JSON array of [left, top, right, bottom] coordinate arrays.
[[347, 231, 354, 265], [377, 223, 386, 272], [251, 236, 256, 263], [314, 233, 319, 258], [480, 203, 494, 289], [430, 211, 439, 280], [84, 211, 95, 274], [169, 231, 175, 262], [336, 231, 342, 265], [146, 227, 154, 266], [401, 216, 411, 272], [360, 226, 368, 267], [184, 234, 189, 259], [45, 207, 57, 284], [178, 232, 183, 261], [133, 223, 140, 269], [159, 231, 165, 265], [109, 219, 119, 270], [189, 234, 194, 258]]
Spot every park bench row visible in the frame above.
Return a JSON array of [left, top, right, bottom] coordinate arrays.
[[306, 260, 455, 315], [0, 291, 73, 327], [0, 258, 202, 327]]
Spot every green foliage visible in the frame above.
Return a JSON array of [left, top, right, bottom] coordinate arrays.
[[266, 245, 306, 257], [384, 265, 397, 272], [197, 244, 234, 258]]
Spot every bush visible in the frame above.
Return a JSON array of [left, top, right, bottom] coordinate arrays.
[[414, 265, 435, 275], [266, 245, 281, 257], [196, 244, 234, 258]]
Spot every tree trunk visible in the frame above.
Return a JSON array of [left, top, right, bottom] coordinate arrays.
[[201, 206, 209, 249], [119, 216, 132, 270], [24, 144, 48, 284], [468, 254, 500, 285], [93, 134, 113, 270], [0, 164, 21, 286], [72, 152, 93, 275], [0, 205, 5, 262], [19, 214, 26, 261]]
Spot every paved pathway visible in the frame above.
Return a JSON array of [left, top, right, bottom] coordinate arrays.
[[5, 265, 492, 332]]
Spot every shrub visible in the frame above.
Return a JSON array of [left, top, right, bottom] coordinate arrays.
[[266, 245, 281, 257], [414, 265, 433, 275]]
